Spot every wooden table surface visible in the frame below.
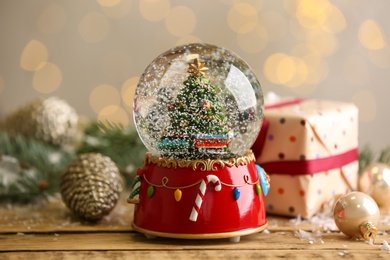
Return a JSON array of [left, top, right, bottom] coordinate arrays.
[[1, 193, 390, 259]]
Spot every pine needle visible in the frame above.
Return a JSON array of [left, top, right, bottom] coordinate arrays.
[[378, 146, 390, 165], [0, 131, 75, 203], [97, 120, 126, 133], [358, 145, 375, 173], [77, 122, 146, 183], [0, 120, 146, 203]]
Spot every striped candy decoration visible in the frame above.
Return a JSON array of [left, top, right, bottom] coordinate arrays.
[[127, 173, 142, 204], [189, 174, 222, 222]]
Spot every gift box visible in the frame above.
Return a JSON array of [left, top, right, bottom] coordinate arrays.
[[252, 98, 358, 218]]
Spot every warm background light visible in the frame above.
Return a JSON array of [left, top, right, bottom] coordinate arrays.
[[99, 0, 133, 19], [32, 62, 62, 94], [79, 12, 110, 43], [227, 3, 259, 33], [20, 40, 49, 71], [259, 12, 286, 42], [367, 47, 390, 69], [89, 84, 121, 114], [343, 55, 370, 86], [164, 6, 196, 37], [359, 19, 386, 50], [139, 0, 170, 22], [176, 35, 202, 46], [98, 105, 130, 128], [0, 75, 4, 95], [37, 4, 67, 34], [121, 77, 139, 112], [101, 51, 134, 83], [352, 90, 377, 123], [97, 0, 121, 7], [0, 0, 389, 153], [236, 23, 268, 54]]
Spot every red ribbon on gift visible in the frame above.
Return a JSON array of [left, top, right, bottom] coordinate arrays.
[[259, 148, 358, 175], [253, 98, 358, 177], [252, 98, 305, 159]]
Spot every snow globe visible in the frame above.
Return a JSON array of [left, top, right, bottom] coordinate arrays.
[[128, 43, 270, 242]]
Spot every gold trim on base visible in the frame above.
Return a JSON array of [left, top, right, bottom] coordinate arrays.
[[145, 150, 255, 171], [132, 222, 268, 239]]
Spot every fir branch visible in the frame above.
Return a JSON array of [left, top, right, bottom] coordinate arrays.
[[97, 120, 126, 133], [358, 145, 375, 173], [378, 146, 390, 165], [358, 145, 390, 174], [1, 168, 41, 203], [0, 120, 146, 203], [77, 121, 146, 180], [0, 131, 75, 203]]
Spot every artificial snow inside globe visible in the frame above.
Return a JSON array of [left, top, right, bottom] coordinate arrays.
[[128, 43, 270, 242]]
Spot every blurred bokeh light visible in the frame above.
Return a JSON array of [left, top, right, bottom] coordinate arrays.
[[359, 19, 386, 50], [79, 12, 110, 43], [98, 105, 130, 128], [352, 90, 377, 122], [121, 76, 139, 112], [164, 6, 196, 37], [0, 0, 389, 152], [32, 62, 62, 94], [99, 0, 133, 19], [20, 40, 49, 71], [89, 84, 121, 114], [139, 0, 170, 22]]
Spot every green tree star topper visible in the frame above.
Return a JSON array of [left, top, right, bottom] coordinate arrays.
[[158, 58, 231, 159]]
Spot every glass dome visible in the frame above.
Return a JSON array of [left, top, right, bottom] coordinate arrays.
[[133, 43, 264, 160]]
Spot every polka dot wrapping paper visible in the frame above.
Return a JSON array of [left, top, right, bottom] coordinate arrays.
[[253, 99, 358, 218]]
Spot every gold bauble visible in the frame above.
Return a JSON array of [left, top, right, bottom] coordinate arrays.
[[60, 153, 122, 221], [333, 191, 380, 241], [358, 163, 390, 208], [0, 97, 79, 147]]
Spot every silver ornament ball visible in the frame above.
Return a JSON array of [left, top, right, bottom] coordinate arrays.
[[0, 97, 79, 147]]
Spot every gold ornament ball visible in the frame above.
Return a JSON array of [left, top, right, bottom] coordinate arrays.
[[333, 191, 380, 241], [0, 97, 79, 147], [358, 163, 390, 208], [60, 153, 122, 221]]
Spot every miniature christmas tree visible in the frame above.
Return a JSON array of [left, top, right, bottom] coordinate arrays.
[[158, 58, 230, 159]]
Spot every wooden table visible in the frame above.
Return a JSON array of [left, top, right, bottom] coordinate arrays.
[[1, 194, 390, 259]]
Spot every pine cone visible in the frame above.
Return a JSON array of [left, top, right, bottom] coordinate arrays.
[[0, 97, 79, 147], [60, 153, 122, 221]]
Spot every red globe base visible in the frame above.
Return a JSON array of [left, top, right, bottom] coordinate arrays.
[[131, 153, 268, 239]]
